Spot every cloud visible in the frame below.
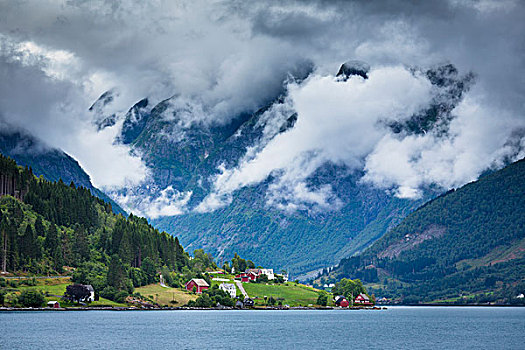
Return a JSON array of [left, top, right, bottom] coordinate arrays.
[[115, 186, 192, 219], [0, 36, 147, 188], [363, 96, 525, 197], [198, 66, 433, 210], [0, 0, 524, 215], [199, 60, 524, 209]]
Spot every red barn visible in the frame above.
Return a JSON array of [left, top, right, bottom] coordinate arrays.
[[235, 273, 257, 283], [334, 295, 349, 307], [185, 278, 210, 294]]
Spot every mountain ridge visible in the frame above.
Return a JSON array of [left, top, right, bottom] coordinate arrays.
[[105, 62, 474, 276], [314, 157, 525, 304]]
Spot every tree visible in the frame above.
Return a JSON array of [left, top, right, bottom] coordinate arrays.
[[65, 284, 91, 304], [222, 262, 231, 273], [141, 257, 157, 284], [44, 223, 58, 253], [332, 278, 367, 300], [34, 217, 46, 237], [73, 225, 90, 263], [18, 290, 45, 307], [257, 274, 269, 283], [20, 224, 38, 263], [107, 255, 128, 290], [317, 294, 328, 306]]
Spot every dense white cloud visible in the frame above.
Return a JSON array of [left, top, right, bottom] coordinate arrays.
[[198, 66, 433, 210], [115, 186, 192, 219], [0, 35, 147, 188], [0, 0, 523, 215], [363, 96, 525, 197]]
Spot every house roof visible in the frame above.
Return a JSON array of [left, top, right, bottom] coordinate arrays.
[[335, 296, 348, 305], [220, 283, 236, 289], [188, 278, 209, 287], [83, 284, 94, 292], [357, 293, 369, 300]]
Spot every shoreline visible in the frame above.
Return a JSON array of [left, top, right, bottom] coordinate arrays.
[[3, 304, 525, 312], [0, 306, 386, 312]]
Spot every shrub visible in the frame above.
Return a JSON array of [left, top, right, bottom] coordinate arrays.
[[114, 291, 129, 303], [18, 290, 45, 308], [21, 277, 37, 286], [8, 280, 18, 288], [100, 286, 118, 301], [317, 294, 328, 306]]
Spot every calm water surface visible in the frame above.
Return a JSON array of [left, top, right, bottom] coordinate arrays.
[[1, 307, 524, 349]]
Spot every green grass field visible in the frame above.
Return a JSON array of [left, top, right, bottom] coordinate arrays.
[[243, 282, 327, 307], [135, 284, 197, 306], [5, 277, 126, 307]]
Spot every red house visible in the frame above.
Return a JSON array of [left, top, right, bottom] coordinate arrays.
[[185, 278, 210, 294], [355, 293, 372, 305], [235, 272, 257, 283], [334, 295, 349, 307], [47, 301, 60, 308]]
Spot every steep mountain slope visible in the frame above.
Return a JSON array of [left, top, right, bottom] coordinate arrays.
[[0, 129, 126, 215], [104, 62, 471, 277], [0, 153, 208, 303], [152, 170, 421, 277], [316, 158, 525, 304]]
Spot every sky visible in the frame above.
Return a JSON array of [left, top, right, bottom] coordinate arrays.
[[0, 0, 524, 216]]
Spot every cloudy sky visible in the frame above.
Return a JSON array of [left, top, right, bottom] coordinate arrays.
[[0, 0, 524, 215]]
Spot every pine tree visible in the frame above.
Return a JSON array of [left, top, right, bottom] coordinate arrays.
[[44, 224, 58, 254], [73, 225, 90, 264], [34, 217, 46, 237], [107, 255, 127, 290]]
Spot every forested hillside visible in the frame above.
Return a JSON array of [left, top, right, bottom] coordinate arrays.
[[0, 129, 126, 215], [0, 154, 215, 301], [314, 158, 525, 304]]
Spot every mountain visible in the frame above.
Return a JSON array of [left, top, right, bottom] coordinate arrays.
[[0, 153, 216, 303], [102, 62, 472, 277], [0, 128, 126, 215], [315, 158, 525, 305]]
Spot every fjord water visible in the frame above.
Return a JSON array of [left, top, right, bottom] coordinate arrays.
[[1, 307, 524, 349]]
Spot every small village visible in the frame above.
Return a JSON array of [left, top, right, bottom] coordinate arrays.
[[0, 264, 381, 311]]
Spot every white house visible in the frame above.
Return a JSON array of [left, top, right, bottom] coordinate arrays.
[[260, 268, 274, 280], [247, 268, 275, 280], [219, 283, 237, 298], [84, 285, 95, 302]]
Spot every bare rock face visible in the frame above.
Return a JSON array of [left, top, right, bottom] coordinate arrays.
[[336, 60, 370, 80]]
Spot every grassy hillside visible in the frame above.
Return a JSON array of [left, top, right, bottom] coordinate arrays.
[[134, 284, 197, 307], [315, 158, 525, 305], [243, 282, 328, 307], [1, 277, 126, 307]]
